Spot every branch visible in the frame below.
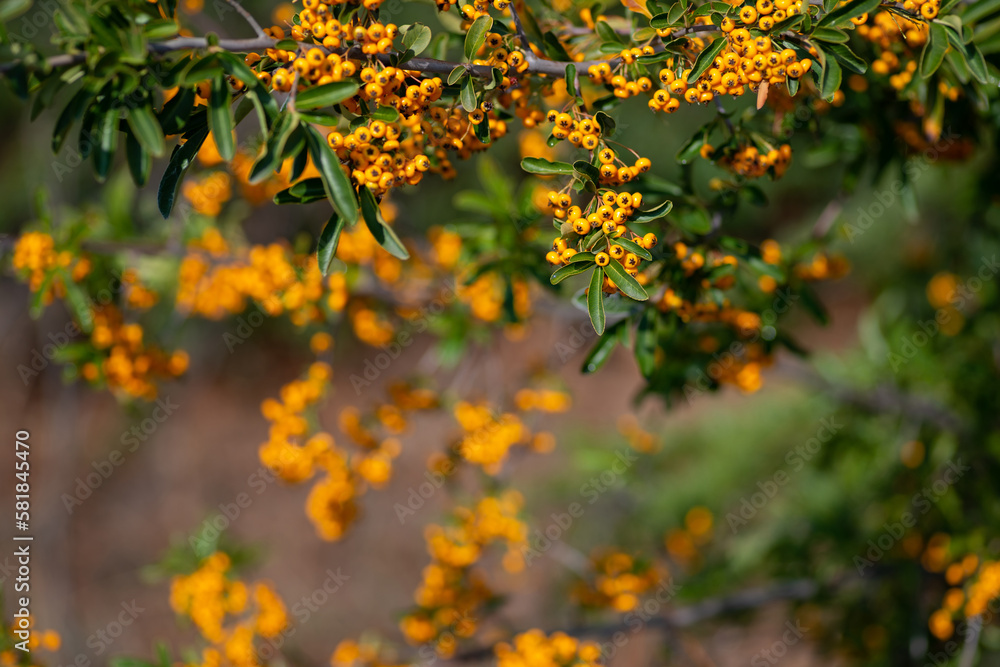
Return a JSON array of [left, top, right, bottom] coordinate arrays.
[[221, 0, 267, 38], [443, 579, 820, 663], [0, 23, 722, 84]]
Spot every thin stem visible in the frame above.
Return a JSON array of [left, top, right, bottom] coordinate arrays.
[[221, 0, 267, 38]]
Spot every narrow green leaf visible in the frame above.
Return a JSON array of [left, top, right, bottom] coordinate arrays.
[[582, 319, 622, 372], [565, 63, 577, 97], [603, 260, 648, 301], [635, 307, 658, 378], [588, 267, 606, 334], [305, 126, 359, 224], [818, 0, 882, 27], [295, 81, 360, 110], [158, 126, 209, 218], [920, 23, 949, 77], [460, 75, 478, 112], [551, 262, 593, 284], [317, 213, 347, 275], [688, 37, 727, 82], [360, 187, 409, 259], [615, 237, 653, 260], [125, 131, 151, 187], [207, 75, 234, 161], [819, 53, 842, 100], [632, 200, 673, 223], [250, 113, 299, 183], [465, 15, 493, 61], [825, 42, 868, 73], [520, 157, 575, 175], [126, 103, 166, 157]]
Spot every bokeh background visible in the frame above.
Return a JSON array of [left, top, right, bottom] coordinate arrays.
[[2, 0, 999, 665]]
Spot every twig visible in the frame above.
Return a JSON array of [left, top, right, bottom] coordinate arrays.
[[221, 0, 267, 38], [507, 1, 535, 56], [442, 578, 820, 663]]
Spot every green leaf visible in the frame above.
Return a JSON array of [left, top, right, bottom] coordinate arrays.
[[305, 126, 359, 224], [207, 75, 234, 161], [218, 52, 278, 125], [676, 131, 708, 164], [448, 66, 467, 85], [0, 0, 32, 22], [460, 75, 478, 112], [615, 237, 653, 260], [818, 0, 882, 27], [565, 63, 577, 97], [274, 178, 327, 204], [158, 87, 196, 135], [158, 126, 209, 217], [674, 207, 712, 235], [688, 37, 728, 82], [595, 111, 616, 137], [920, 22, 949, 77], [465, 15, 493, 61], [588, 267, 606, 335], [250, 113, 299, 183], [125, 131, 151, 187], [962, 0, 1000, 24], [582, 319, 622, 372], [573, 160, 601, 185], [819, 52, 842, 100], [182, 55, 224, 85], [402, 23, 432, 55], [52, 87, 92, 153], [551, 262, 593, 284], [520, 157, 575, 175], [360, 187, 409, 259], [810, 26, 849, 42], [603, 260, 648, 301], [295, 81, 360, 110], [595, 20, 623, 44], [632, 200, 673, 223], [825, 42, 868, 73], [92, 100, 119, 182], [371, 105, 400, 122], [965, 41, 988, 83], [126, 103, 166, 157], [317, 214, 347, 275], [635, 307, 658, 378]]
